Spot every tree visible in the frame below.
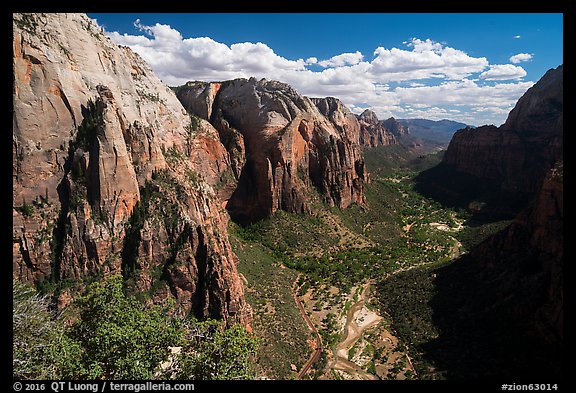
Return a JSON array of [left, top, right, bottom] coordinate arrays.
[[13, 280, 81, 379], [69, 275, 182, 379], [13, 275, 259, 380], [175, 319, 259, 380]]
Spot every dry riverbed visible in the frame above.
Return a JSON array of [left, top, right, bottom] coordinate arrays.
[[300, 281, 415, 380]]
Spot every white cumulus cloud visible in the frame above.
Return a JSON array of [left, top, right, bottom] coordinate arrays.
[[107, 22, 307, 84], [318, 51, 364, 67], [479, 64, 527, 81], [370, 38, 488, 80], [510, 53, 533, 63], [102, 19, 535, 126]]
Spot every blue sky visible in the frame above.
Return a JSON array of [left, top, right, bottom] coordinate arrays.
[[89, 13, 563, 126]]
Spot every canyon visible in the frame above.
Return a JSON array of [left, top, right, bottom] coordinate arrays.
[[12, 12, 562, 381], [443, 65, 562, 196], [175, 80, 367, 225], [12, 13, 402, 325]]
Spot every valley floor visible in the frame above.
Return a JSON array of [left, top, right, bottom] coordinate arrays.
[[231, 145, 520, 380], [231, 148, 502, 379]]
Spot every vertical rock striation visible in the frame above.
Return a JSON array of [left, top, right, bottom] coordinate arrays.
[[355, 110, 397, 147], [13, 13, 250, 326], [177, 79, 367, 225], [443, 65, 563, 195]]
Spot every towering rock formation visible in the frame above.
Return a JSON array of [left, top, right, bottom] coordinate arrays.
[[422, 67, 563, 378], [443, 65, 563, 195], [355, 110, 397, 147], [13, 13, 250, 325], [311, 97, 361, 146], [381, 116, 408, 137], [176, 79, 366, 224]]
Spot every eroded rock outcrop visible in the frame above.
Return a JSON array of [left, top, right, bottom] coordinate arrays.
[[13, 13, 249, 326], [443, 65, 563, 195], [355, 109, 397, 147], [177, 79, 366, 225], [381, 116, 408, 137], [311, 97, 361, 145]]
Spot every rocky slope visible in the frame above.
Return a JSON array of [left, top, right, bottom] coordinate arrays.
[[381, 117, 408, 137], [443, 65, 563, 195], [471, 161, 563, 345], [13, 13, 250, 325], [355, 110, 397, 148], [176, 80, 367, 225]]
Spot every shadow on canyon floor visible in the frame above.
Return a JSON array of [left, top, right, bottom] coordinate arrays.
[[378, 244, 563, 380], [413, 163, 531, 222], [419, 249, 562, 380]]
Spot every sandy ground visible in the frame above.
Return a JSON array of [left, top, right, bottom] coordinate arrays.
[[329, 283, 382, 380]]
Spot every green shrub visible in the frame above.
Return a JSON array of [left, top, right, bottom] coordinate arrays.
[[16, 202, 34, 217], [12, 280, 81, 379], [175, 319, 259, 380], [68, 275, 182, 379]]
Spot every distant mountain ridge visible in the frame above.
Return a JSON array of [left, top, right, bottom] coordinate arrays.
[[352, 111, 471, 149], [398, 118, 472, 145]]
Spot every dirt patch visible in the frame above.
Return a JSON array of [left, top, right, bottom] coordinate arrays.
[[300, 280, 418, 380], [402, 222, 416, 232]]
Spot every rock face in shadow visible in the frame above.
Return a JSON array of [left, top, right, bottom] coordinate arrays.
[[471, 162, 563, 344], [414, 67, 563, 379], [388, 66, 564, 379], [379, 162, 563, 380], [443, 65, 563, 195], [415, 65, 563, 219], [423, 162, 563, 379], [439, 66, 564, 348], [355, 110, 397, 147], [12, 13, 250, 326], [176, 79, 366, 225]]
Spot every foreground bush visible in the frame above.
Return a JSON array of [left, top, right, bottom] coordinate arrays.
[[13, 275, 257, 380]]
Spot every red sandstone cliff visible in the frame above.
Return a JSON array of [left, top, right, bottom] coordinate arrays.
[[176, 79, 367, 224], [12, 13, 250, 325], [443, 65, 563, 195], [355, 109, 397, 148]]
